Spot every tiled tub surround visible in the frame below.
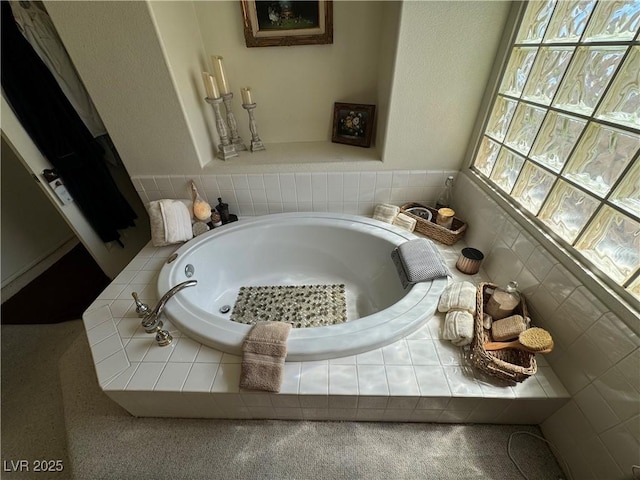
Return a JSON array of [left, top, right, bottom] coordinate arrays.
[[130, 170, 460, 218], [454, 172, 640, 480], [83, 232, 569, 423]]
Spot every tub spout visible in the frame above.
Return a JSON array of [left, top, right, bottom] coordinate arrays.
[[132, 280, 197, 346]]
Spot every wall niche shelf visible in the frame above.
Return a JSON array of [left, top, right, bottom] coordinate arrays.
[[202, 141, 382, 173]]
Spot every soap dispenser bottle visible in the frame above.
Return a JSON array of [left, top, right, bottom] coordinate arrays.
[[216, 197, 230, 224], [485, 281, 520, 320]]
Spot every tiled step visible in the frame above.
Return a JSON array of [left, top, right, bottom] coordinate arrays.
[[83, 238, 569, 423]]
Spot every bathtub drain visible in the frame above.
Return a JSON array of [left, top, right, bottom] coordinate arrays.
[[185, 264, 195, 278], [219, 305, 231, 314]]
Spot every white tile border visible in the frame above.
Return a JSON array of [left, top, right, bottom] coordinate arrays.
[[83, 213, 569, 422], [131, 170, 459, 218]]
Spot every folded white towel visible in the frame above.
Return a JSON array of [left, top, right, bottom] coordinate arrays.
[[148, 199, 194, 246], [437, 281, 476, 314], [443, 310, 474, 346], [160, 200, 193, 244], [393, 212, 417, 232], [373, 203, 400, 224]]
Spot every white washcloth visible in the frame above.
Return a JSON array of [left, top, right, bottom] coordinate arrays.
[[437, 281, 476, 314], [148, 199, 193, 246], [393, 212, 417, 232], [373, 203, 400, 224], [443, 310, 474, 346]]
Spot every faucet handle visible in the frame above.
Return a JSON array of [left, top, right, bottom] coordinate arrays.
[[155, 329, 173, 346], [131, 292, 151, 317]]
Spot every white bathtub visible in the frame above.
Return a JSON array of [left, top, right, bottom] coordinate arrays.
[[157, 213, 447, 361]]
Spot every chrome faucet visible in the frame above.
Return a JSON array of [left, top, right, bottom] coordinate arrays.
[[131, 280, 197, 346]]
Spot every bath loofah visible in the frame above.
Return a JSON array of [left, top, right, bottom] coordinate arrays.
[[483, 327, 553, 354], [190, 180, 212, 222]]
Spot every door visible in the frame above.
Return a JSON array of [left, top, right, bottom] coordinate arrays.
[[1, 95, 150, 280]]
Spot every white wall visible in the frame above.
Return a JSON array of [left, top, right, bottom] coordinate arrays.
[[44, 0, 201, 177], [454, 172, 639, 480], [1, 136, 75, 289], [45, 1, 510, 176], [193, 1, 385, 144], [147, 1, 214, 168], [383, 1, 510, 169], [375, 1, 402, 160]]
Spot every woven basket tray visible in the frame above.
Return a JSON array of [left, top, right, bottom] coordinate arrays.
[[469, 282, 537, 383], [400, 202, 466, 245]]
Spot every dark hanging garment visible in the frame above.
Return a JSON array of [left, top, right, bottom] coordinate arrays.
[[1, 1, 136, 244]]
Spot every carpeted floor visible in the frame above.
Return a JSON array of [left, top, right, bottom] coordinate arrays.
[[1, 244, 110, 325], [1, 320, 567, 480], [1, 321, 80, 479]]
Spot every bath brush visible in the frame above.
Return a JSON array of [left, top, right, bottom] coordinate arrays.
[[483, 327, 553, 354]]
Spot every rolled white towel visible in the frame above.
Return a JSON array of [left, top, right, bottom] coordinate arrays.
[[148, 199, 193, 246], [373, 203, 400, 224], [438, 281, 476, 314], [393, 212, 417, 232], [443, 310, 474, 346]]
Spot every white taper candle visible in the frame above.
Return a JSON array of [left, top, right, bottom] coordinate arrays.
[[241, 87, 253, 105], [202, 72, 219, 99], [211, 55, 230, 95]]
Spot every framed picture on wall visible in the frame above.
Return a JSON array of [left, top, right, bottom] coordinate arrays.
[[241, 0, 333, 47], [331, 103, 376, 148]]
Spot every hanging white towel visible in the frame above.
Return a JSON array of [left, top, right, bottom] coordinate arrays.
[[442, 310, 474, 346], [9, 1, 106, 137]]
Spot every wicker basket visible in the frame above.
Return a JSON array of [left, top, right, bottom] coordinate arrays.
[[468, 282, 537, 383], [400, 203, 466, 245]]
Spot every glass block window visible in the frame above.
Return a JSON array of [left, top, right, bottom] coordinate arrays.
[[472, 0, 640, 302]]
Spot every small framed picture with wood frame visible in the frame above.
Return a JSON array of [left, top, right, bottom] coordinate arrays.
[[331, 102, 376, 148]]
